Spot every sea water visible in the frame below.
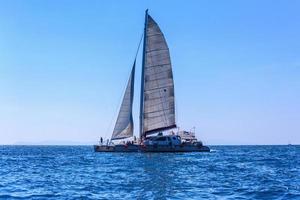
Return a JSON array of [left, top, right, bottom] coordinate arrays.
[[0, 145, 299, 199]]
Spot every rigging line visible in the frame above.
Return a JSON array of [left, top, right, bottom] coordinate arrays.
[[104, 80, 130, 141], [104, 33, 143, 141], [106, 75, 130, 142], [134, 32, 144, 61]]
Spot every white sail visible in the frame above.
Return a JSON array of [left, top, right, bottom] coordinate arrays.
[[111, 62, 135, 140], [140, 13, 176, 137]]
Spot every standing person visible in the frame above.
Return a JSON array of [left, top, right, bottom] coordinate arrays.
[[100, 137, 103, 145]]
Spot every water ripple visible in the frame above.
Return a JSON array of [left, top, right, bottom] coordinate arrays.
[[0, 145, 299, 199]]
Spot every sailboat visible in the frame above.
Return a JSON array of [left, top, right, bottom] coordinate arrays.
[[94, 10, 210, 152]]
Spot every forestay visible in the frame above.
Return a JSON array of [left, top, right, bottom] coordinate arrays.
[[111, 62, 135, 140], [142, 15, 176, 136]]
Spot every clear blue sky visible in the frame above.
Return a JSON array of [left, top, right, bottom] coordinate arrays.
[[1, 0, 299, 145]]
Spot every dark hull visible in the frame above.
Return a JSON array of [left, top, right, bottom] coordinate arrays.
[[94, 144, 139, 152], [94, 144, 210, 153], [141, 145, 210, 152]]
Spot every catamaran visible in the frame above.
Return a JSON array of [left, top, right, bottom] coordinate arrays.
[[94, 10, 210, 152]]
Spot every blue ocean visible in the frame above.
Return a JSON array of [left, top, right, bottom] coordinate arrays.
[[0, 145, 299, 199]]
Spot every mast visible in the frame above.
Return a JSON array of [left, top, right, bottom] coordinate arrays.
[[139, 9, 148, 140]]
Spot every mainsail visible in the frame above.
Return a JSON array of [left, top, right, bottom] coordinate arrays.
[[111, 62, 135, 140], [140, 11, 176, 138]]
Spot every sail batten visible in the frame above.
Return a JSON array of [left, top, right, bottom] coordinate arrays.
[[111, 62, 135, 140], [141, 13, 176, 137]]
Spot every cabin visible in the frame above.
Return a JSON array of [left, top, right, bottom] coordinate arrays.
[[144, 135, 181, 146]]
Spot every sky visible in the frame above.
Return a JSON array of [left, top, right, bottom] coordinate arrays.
[[0, 0, 299, 145]]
